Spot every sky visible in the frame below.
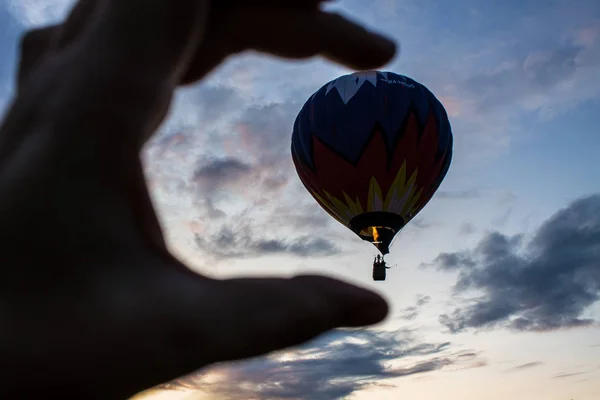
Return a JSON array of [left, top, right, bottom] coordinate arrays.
[[1, 0, 599, 399]]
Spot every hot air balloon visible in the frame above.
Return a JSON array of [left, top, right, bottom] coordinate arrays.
[[291, 71, 453, 281]]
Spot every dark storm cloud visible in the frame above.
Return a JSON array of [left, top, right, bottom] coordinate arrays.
[[162, 329, 484, 399], [428, 194, 600, 333], [194, 223, 339, 259]]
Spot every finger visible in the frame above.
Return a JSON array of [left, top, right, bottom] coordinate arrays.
[[53, 0, 101, 49], [226, 0, 334, 7], [316, 12, 398, 68], [290, 275, 389, 326], [255, 0, 335, 7], [233, 9, 397, 70], [179, 2, 394, 85], [16, 26, 59, 90], [178, 0, 338, 85], [149, 274, 388, 382]]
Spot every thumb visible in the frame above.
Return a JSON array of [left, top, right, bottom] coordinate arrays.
[[142, 274, 388, 386]]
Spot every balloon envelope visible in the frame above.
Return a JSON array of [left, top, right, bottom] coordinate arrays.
[[291, 71, 453, 255]]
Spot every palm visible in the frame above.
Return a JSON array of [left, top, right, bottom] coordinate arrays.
[[1, 0, 395, 398]]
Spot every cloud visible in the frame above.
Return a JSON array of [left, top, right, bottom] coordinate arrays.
[[194, 221, 340, 260], [427, 252, 477, 271], [506, 361, 543, 372], [148, 91, 302, 209], [141, 81, 340, 261], [459, 222, 477, 236], [399, 294, 432, 321], [378, 0, 600, 164], [191, 157, 255, 218], [416, 294, 431, 306], [552, 371, 586, 379], [4, 0, 74, 26], [160, 328, 484, 400], [170, 96, 345, 261], [192, 155, 290, 210], [460, 42, 591, 116], [267, 202, 333, 231], [408, 217, 433, 231], [436, 189, 481, 200], [457, 17, 600, 125], [428, 194, 600, 333], [194, 157, 253, 190], [233, 101, 299, 163], [141, 73, 374, 264]]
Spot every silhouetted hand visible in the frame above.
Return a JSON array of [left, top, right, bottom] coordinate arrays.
[[0, 0, 396, 398]]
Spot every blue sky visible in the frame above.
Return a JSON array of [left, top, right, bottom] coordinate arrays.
[[1, 0, 599, 399]]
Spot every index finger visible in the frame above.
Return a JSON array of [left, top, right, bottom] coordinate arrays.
[[227, 8, 396, 70]]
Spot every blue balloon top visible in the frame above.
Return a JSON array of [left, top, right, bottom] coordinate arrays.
[[292, 71, 452, 172]]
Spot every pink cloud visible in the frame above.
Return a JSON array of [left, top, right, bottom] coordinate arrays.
[[576, 26, 599, 47], [438, 96, 463, 117]]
